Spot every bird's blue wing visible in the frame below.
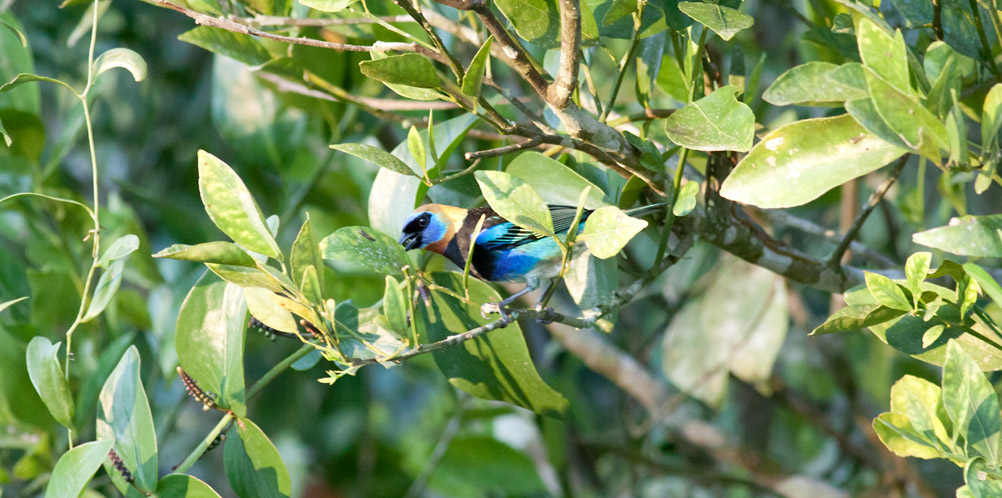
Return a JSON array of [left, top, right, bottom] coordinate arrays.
[[477, 205, 586, 250]]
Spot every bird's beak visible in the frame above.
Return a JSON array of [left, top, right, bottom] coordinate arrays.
[[399, 232, 420, 250]]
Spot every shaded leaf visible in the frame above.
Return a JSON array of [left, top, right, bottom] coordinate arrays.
[[26, 337, 74, 428], [495, 0, 561, 48], [82, 259, 125, 322], [505, 151, 608, 208], [175, 275, 247, 417], [156, 474, 224, 498], [290, 214, 323, 292], [415, 272, 568, 416], [154, 242, 257, 267], [462, 36, 492, 98], [664, 85, 753, 152], [811, 304, 906, 335], [224, 418, 292, 498], [97, 346, 158, 492], [331, 143, 418, 177], [672, 181, 699, 216], [320, 226, 410, 277], [864, 68, 947, 164], [177, 27, 271, 66], [964, 263, 1002, 311], [0, 296, 28, 314], [45, 439, 114, 498], [720, 114, 906, 208], [298, 0, 357, 12], [97, 234, 140, 268]]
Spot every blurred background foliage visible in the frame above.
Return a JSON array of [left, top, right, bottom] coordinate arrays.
[[1, 0, 1001, 496]]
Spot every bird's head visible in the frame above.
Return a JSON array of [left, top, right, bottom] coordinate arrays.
[[398, 204, 467, 254]]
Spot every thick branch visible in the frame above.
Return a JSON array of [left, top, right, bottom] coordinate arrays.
[[550, 0, 581, 108]]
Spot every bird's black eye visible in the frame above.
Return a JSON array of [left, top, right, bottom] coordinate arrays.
[[417, 214, 430, 228]]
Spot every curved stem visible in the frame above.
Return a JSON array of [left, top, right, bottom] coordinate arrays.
[[174, 412, 234, 474], [654, 147, 689, 266]]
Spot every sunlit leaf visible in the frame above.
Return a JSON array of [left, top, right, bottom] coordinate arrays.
[[198, 150, 281, 260], [298, 0, 358, 12], [943, 341, 1002, 466], [330, 143, 419, 177], [505, 152, 608, 208], [578, 206, 647, 259], [720, 114, 906, 208], [154, 242, 256, 267], [290, 214, 323, 293], [810, 304, 905, 335], [913, 215, 1002, 257], [359, 53, 440, 88], [856, 17, 910, 92], [93, 48, 147, 82], [82, 259, 125, 322], [175, 274, 247, 417], [476, 170, 554, 235], [178, 26, 270, 66], [664, 85, 753, 152], [865, 272, 912, 312], [97, 234, 140, 268], [320, 226, 410, 277], [763, 62, 867, 105], [156, 474, 224, 498], [245, 287, 298, 334], [677, 2, 753, 41]]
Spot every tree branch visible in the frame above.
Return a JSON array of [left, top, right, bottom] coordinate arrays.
[[828, 155, 908, 267], [550, 0, 581, 109], [464, 137, 544, 160]]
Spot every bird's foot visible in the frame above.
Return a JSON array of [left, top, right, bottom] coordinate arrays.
[[534, 306, 555, 324], [480, 301, 513, 326]]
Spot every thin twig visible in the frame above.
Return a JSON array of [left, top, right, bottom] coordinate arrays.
[[150, 0, 435, 55], [234, 14, 414, 26], [403, 398, 466, 498], [464, 137, 543, 160], [754, 209, 897, 268], [828, 155, 909, 266]]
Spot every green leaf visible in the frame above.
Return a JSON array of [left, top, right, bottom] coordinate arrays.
[[889, 375, 950, 448], [865, 272, 912, 311], [93, 48, 147, 82], [922, 324, 946, 348], [297, 0, 357, 12], [672, 181, 699, 216], [677, 2, 753, 41], [290, 214, 323, 292], [0, 115, 10, 147], [763, 62, 868, 105], [407, 126, 426, 174], [906, 252, 932, 305], [504, 152, 608, 208], [177, 26, 271, 66], [198, 150, 282, 260], [0, 13, 39, 114], [578, 206, 648, 259], [74, 332, 135, 430], [495, 0, 561, 48], [913, 215, 1002, 257], [602, 0, 637, 25], [320, 226, 410, 277], [416, 272, 568, 416], [943, 340, 1002, 466], [810, 304, 906, 335], [982, 84, 1002, 150], [382, 276, 408, 337], [428, 436, 546, 496], [844, 98, 911, 150], [475, 170, 554, 235], [720, 114, 906, 208], [245, 287, 298, 334], [0, 17, 27, 47], [82, 259, 125, 322], [462, 36, 492, 98], [224, 418, 292, 498], [359, 53, 440, 88], [206, 264, 286, 294], [664, 85, 753, 152], [97, 234, 140, 268], [175, 275, 247, 417], [964, 263, 1002, 311], [873, 412, 944, 459], [0, 296, 28, 314], [154, 242, 256, 267], [856, 17, 910, 92], [965, 458, 1002, 498], [156, 474, 224, 498], [45, 439, 114, 498], [299, 265, 323, 304], [96, 346, 158, 492], [864, 68, 947, 164], [26, 337, 74, 428], [330, 143, 419, 177], [565, 249, 618, 309]]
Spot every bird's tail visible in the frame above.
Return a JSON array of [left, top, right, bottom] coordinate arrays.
[[624, 203, 668, 218]]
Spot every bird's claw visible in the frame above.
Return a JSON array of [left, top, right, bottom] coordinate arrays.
[[480, 301, 512, 326], [535, 307, 555, 324]]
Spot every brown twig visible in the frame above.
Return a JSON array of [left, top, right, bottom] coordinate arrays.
[[828, 155, 909, 267], [550, 0, 581, 108], [464, 137, 544, 160]]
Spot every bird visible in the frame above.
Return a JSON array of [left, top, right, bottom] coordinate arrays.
[[398, 202, 665, 322]]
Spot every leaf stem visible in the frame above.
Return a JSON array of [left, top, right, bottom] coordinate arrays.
[[654, 147, 689, 266], [174, 412, 234, 474], [968, 0, 1002, 80], [599, 4, 646, 122]]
